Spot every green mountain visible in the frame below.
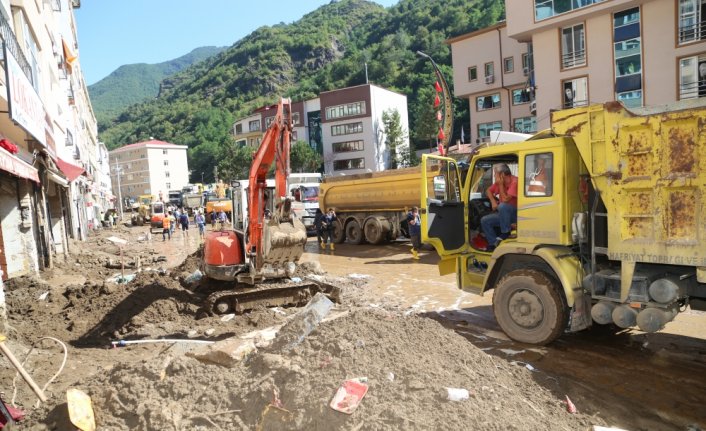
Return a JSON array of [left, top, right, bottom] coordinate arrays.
[[88, 46, 227, 125], [99, 0, 505, 182]]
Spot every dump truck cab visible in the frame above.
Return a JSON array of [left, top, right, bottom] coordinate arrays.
[[422, 101, 706, 345]]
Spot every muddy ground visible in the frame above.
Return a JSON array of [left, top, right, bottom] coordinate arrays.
[[0, 225, 704, 430]]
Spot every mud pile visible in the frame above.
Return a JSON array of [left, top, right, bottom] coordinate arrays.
[[31, 309, 601, 430]]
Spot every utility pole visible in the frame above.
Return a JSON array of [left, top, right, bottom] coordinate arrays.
[[113, 163, 124, 221]]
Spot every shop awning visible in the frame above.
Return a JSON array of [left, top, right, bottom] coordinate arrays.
[[0, 147, 39, 183], [56, 157, 85, 182]]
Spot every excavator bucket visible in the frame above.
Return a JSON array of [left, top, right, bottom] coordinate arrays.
[[261, 216, 308, 265]]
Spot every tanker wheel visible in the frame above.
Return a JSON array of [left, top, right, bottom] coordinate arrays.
[[331, 220, 346, 244], [492, 269, 568, 345], [363, 218, 385, 245], [345, 220, 364, 245]]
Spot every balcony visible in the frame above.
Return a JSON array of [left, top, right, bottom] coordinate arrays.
[[0, 12, 34, 85], [678, 20, 706, 45], [562, 48, 586, 69]]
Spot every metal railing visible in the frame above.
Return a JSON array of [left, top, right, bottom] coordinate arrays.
[[0, 12, 34, 85], [678, 20, 705, 43], [562, 48, 586, 69], [679, 80, 706, 99]]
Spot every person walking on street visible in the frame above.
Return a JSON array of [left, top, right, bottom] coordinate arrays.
[[210, 209, 217, 229], [322, 208, 337, 251], [218, 209, 229, 228], [407, 206, 421, 260], [168, 211, 177, 237], [314, 208, 325, 249], [195, 210, 206, 238], [179, 210, 190, 236], [162, 211, 172, 241]]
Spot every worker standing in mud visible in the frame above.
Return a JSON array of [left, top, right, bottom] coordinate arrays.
[[162, 211, 172, 241], [407, 206, 421, 260], [322, 208, 337, 251], [195, 210, 205, 238], [179, 210, 189, 236]]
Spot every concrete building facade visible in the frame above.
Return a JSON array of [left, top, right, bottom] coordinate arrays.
[[450, 0, 706, 133], [109, 140, 189, 204], [230, 84, 409, 176], [0, 0, 105, 282], [448, 23, 535, 144]]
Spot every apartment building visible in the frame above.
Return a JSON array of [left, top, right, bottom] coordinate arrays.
[[0, 0, 102, 281], [448, 23, 535, 144], [230, 85, 408, 175], [109, 140, 189, 203], [506, 0, 706, 129], [232, 112, 264, 148]]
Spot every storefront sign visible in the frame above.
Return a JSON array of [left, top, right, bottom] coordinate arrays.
[[0, 147, 39, 182], [4, 46, 48, 154]]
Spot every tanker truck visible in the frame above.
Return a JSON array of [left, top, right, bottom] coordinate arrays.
[[423, 100, 706, 345], [319, 167, 428, 245]]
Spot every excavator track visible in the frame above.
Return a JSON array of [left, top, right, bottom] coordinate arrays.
[[204, 279, 341, 315]]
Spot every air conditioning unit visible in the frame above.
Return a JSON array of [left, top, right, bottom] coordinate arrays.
[[485, 74, 495, 84], [523, 67, 530, 76], [530, 101, 537, 115]]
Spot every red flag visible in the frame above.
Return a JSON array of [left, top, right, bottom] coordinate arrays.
[[434, 94, 440, 107], [437, 141, 446, 156], [438, 127, 445, 140], [435, 81, 442, 92]]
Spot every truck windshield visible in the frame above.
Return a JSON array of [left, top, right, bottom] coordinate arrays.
[[301, 186, 319, 202]]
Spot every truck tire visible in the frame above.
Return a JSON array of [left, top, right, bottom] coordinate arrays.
[[331, 220, 345, 244], [363, 217, 385, 245], [492, 269, 568, 345], [345, 219, 365, 244]]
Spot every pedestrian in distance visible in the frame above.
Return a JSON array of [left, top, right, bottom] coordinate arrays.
[[179, 210, 189, 236], [322, 208, 337, 251], [407, 206, 421, 260], [218, 209, 229, 229], [210, 209, 217, 229], [169, 211, 177, 237], [314, 208, 324, 248], [162, 211, 172, 241], [195, 210, 206, 238]]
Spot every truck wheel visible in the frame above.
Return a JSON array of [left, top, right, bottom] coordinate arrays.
[[492, 269, 568, 345], [345, 220, 364, 244], [363, 218, 385, 245], [331, 220, 345, 244]]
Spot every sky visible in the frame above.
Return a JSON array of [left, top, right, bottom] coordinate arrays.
[[75, 0, 398, 85]]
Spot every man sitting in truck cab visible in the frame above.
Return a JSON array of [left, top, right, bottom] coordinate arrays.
[[480, 163, 518, 251]]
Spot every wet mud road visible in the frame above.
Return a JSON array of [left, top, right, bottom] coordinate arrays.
[[300, 238, 706, 431]]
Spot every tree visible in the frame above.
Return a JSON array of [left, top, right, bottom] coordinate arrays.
[[217, 144, 254, 182], [290, 140, 322, 173], [381, 108, 408, 169]]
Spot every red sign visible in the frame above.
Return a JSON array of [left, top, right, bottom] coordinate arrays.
[[0, 147, 40, 183]]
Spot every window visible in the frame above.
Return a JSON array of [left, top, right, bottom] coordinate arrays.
[[525, 153, 553, 197], [249, 120, 261, 132], [561, 24, 586, 68], [512, 89, 531, 105], [265, 116, 275, 128], [162, 149, 168, 155], [679, 54, 706, 99], [292, 112, 300, 125], [165, 172, 170, 178], [65, 130, 73, 146], [478, 121, 502, 141], [164, 160, 169, 166], [292, 131, 298, 141], [562, 77, 588, 108], [331, 122, 363, 136], [503, 57, 514, 73], [614, 8, 642, 107], [235, 124, 243, 134], [468, 66, 477, 81], [166, 183, 171, 189], [678, 0, 706, 44], [484, 62, 494, 77], [535, 0, 606, 21], [514, 117, 537, 133], [326, 102, 366, 120], [522, 53, 531, 76], [19, 11, 40, 90], [333, 158, 365, 171], [476, 94, 501, 111], [333, 140, 364, 153], [236, 139, 246, 147]]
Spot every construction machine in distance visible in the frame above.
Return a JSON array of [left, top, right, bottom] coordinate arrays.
[[131, 194, 156, 226], [200, 98, 338, 315]]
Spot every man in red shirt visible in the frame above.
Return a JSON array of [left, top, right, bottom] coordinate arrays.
[[481, 164, 518, 251]]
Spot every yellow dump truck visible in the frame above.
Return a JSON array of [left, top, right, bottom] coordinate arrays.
[[423, 100, 706, 345], [319, 167, 428, 244]]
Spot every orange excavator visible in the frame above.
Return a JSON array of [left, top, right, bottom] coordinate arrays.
[[200, 98, 337, 314]]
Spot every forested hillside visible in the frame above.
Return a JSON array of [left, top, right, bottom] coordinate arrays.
[[88, 46, 227, 126], [99, 0, 504, 182]]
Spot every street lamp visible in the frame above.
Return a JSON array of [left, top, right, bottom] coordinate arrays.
[[201, 171, 204, 183], [113, 163, 124, 221]]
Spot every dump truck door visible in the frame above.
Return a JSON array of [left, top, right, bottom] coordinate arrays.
[[421, 155, 468, 271]]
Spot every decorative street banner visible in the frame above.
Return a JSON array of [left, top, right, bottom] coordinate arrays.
[[4, 44, 51, 157]]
